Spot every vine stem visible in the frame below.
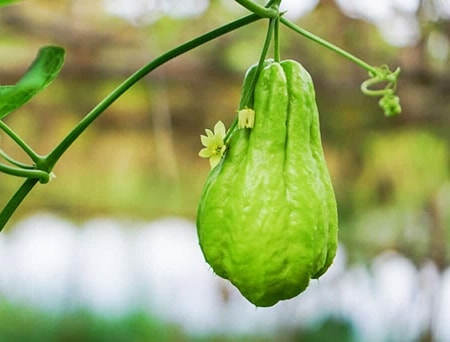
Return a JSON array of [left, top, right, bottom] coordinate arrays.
[[0, 13, 263, 231], [224, 16, 277, 144], [0, 121, 42, 164], [0, 148, 34, 169], [280, 17, 378, 75], [274, 15, 281, 63], [0, 162, 49, 182], [0, 179, 38, 230], [235, 0, 278, 18], [240, 17, 276, 109]]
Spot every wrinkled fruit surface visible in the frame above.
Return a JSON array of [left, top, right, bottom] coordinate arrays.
[[196, 60, 338, 307]]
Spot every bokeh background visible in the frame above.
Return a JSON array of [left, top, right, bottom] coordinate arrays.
[[0, 0, 449, 341]]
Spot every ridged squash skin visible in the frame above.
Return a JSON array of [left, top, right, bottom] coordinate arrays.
[[196, 60, 338, 307]]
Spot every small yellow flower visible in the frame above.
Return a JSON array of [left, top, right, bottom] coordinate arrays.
[[238, 108, 255, 129], [199, 121, 227, 168]]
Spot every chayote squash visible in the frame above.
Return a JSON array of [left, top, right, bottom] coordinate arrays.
[[196, 59, 338, 307]]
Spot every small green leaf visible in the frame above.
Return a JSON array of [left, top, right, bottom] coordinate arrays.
[[0, 46, 65, 119], [0, 0, 22, 7]]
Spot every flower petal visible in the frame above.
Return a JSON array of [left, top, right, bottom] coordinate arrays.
[[214, 121, 226, 138], [209, 155, 221, 168], [205, 129, 214, 138], [199, 148, 212, 158], [200, 135, 211, 147], [199, 121, 228, 166]]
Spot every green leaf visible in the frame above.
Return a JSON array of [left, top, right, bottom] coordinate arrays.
[[0, 0, 21, 7], [0, 46, 65, 119]]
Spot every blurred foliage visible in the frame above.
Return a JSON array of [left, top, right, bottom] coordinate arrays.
[[293, 318, 355, 342], [354, 130, 448, 209], [0, 300, 185, 341], [0, 0, 449, 265], [0, 300, 357, 341], [342, 130, 450, 267]]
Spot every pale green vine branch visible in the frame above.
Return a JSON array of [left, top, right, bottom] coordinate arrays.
[[0, 121, 42, 163], [280, 17, 376, 73], [281, 17, 401, 116], [0, 148, 34, 169], [224, 15, 277, 145], [235, 0, 278, 18], [0, 162, 50, 183]]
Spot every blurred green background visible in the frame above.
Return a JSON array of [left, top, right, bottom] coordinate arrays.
[[0, 0, 449, 341]]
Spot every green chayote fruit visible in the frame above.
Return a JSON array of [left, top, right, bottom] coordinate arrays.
[[196, 59, 338, 307]]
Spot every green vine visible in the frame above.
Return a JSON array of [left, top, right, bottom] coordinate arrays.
[[0, 121, 42, 164], [235, 0, 278, 18], [224, 15, 278, 144], [0, 148, 34, 169], [0, 0, 401, 230]]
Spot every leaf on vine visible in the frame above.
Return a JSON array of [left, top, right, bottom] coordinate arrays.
[[0, 0, 22, 7], [0, 46, 65, 119]]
